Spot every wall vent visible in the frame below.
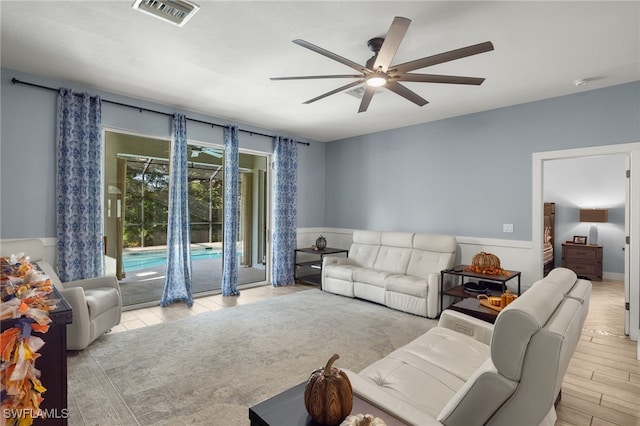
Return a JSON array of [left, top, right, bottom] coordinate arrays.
[[132, 0, 200, 27]]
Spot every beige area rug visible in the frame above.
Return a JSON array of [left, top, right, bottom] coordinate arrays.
[[66, 289, 437, 425]]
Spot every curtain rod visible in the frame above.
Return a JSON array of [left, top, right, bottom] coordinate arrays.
[[11, 77, 310, 146]]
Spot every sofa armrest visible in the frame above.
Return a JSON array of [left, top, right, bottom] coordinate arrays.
[[62, 275, 120, 293], [323, 256, 350, 268], [342, 369, 442, 426], [57, 286, 91, 346], [438, 310, 494, 345]]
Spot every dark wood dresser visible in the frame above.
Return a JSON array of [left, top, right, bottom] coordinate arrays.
[[1, 287, 72, 424], [561, 243, 603, 281]]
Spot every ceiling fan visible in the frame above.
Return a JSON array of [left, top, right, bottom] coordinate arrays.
[[271, 17, 494, 113]]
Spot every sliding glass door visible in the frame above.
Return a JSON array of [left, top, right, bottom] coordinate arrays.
[[104, 130, 269, 307]]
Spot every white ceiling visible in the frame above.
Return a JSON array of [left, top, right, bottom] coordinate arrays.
[[1, 1, 639, 142]]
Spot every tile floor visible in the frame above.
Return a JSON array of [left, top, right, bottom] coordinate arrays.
[[113, 283, 314, 333], [113, 279, 639, 425]]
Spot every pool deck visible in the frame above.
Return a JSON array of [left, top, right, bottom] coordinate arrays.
[[118, 256, 266, 308]]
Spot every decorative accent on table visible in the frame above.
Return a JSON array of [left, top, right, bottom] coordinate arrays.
[[341, 413, 387, 426], [462, 281, 488, 294], [466, 252, 509, 275], [477, 290, 517, 311], [304, 353, 353, 425], [315, 235, 327, 250], [572, 235, 587, 245], [0, 254, 58, 425]]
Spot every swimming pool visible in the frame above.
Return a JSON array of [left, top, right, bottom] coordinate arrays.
[[123, 247, 223, 272]]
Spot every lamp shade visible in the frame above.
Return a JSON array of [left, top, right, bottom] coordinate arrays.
[[580, 209, 608, 223]]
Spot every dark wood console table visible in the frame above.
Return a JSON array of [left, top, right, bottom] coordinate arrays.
[[249, 381, 408, 426], [1, 287, 72, 425]]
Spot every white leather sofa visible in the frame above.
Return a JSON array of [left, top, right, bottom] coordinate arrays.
[[322, 230, 456, 318], [1, 239, 122, 351], [342, 268, 591, 426]]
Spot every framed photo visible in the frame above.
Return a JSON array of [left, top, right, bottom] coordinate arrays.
[[573, 235, 587, 245]]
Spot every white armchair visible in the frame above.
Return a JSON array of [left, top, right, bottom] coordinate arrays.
[[1, 239, 121, 350]]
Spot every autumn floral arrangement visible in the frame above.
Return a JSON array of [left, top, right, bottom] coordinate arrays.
[[1, 254, 58, 425]]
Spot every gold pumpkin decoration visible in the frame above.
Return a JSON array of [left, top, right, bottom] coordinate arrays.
[[467, 252, 508, 275], [304, 354, 353, 425]]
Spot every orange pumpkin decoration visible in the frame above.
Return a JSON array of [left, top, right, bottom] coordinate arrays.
[[472, 252, 501, 270], [304, 354, 353, 425], [466, 251, 510, 275]]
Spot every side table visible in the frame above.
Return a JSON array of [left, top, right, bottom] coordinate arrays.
[[249, 381, 408, 426], [440, 265, 521, 313], [294, 247, 348, 285], [449, 297, 499, 324]]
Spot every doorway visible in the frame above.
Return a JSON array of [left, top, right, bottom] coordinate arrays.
[[532, 143, 640, 353], [103, 130, 270, 307]]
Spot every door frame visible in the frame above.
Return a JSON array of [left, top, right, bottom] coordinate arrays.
[[532, 142, 640, 350]]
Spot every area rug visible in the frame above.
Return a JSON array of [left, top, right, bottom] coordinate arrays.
[[66, 289, 437, 425]]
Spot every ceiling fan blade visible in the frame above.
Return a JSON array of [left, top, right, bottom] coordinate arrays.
[[374, 17, 411, 72], [293, 39, 370, 73], [271, 74, 363, 81], [385, 81, 428, 106], [358, 86, 377, 113], [393, 41, 494, 73], [394, 73, 486, 85], [303, 79, 365, 104]]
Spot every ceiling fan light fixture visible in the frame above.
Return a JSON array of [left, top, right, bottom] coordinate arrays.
[[366, 71, 388, 87]]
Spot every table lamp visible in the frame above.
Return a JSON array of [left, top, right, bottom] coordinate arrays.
[[579, 208, 608, 244]]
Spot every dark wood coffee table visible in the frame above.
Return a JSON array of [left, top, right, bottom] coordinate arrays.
[[449, 297, 500, 323], [249, 381, 409, 426]]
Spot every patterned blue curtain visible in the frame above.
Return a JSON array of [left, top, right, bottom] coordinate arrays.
[[161, 113, 194, 307], [272, 137, 298, 286], [56, 88, 104, 282], [222, 126, 240, 296]]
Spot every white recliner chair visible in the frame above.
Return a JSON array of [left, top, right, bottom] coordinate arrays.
[[1, 239, 121, 350]]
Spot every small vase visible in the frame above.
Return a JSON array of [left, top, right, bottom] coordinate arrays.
[[315, 235, 327, 250]]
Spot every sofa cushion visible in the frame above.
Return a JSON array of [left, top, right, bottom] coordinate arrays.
[[323, 264, 362, 281], [357, 327, 490, 419], [353, 268, 388, 287], [85, 287, 121, 318], [412, 233, 457, 253], [372, 232, 413, 274], [385, 275, 428, 298], [353, 230, 382, 245], [380, 232, 414, 248], [373, 246, 413, 274], [541, 267, 578, 294], [407, 234, 456, 279]]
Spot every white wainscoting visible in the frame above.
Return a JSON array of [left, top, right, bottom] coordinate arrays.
[[0, 237, 58, 264], [297, 228, 538, 290]]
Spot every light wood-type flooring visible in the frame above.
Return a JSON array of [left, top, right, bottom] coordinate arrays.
[[556, 279, 639, 426], [120, 279, 639, 425]]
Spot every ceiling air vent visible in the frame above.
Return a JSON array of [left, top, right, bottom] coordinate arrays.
[[132, 0, 200, 27], [345, 86, 383, 99]]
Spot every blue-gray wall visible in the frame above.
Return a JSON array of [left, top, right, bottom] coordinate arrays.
[[1, 66, 639, 251], [0, 68, 325, 238], [325, 82, 640, 242], [544, 155, 627, 274]]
